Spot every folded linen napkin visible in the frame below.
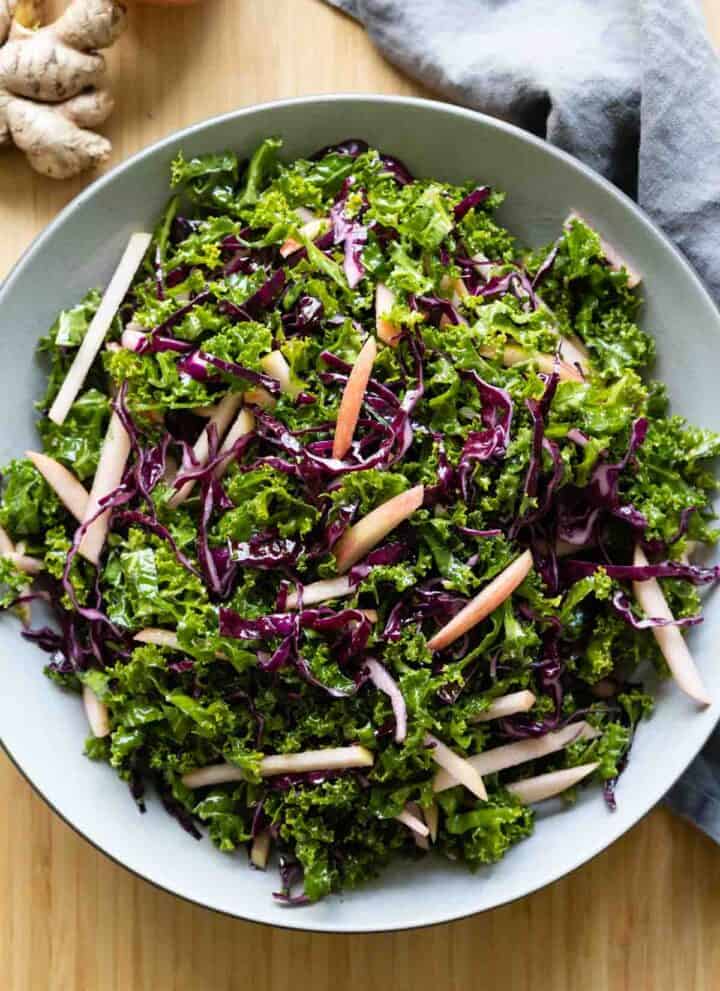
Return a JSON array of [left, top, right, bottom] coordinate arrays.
[[326, 0, 720, 840]]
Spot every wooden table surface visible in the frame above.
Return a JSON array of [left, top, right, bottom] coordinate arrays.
[[2, 2, 720, 988]]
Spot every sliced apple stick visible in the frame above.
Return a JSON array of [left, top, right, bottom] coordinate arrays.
[[243, 385, 276, 410], [0, 531, 35, 573], [78, 411, 132, 565], [332, 336, 377, 459], [260, 351, 302, 398], [395, 804, 430, 838], [565, 211, 641, 288], [163, 454, 178, 488], [133, 627, 229, 661], [49, 232, 152, 425], [168, 392, 243, 508], [333, 485, 425, 574], [532, 291, 591, 376], [404, 802, 431, 850], [442, 276, 469, 305], [452, 276, 469, 302], [440, 273, 469, 305], [632, 546, 710, 706], [376, 282, 401, 346], [279, 237, 303, 259], [439, 312, 465, 330], [470, 254, 589, 376], [4, 550, 44, 575], [423, 801, 439, 843], [428, 550, 533, 652], [250, 830, 271, 870], [134, 628, 181, 649], [410, 822, 430, 849], [471, 251, 491, 272], [214, 408, 255, 480], [425, 732, 487, 801], [191, 402, 222, 418], [83, 684, 110, 738], [366, 657, 407, 743], [558, 334, 590, 374], [471, 690, 537, 723], [280, 217, 326, 258], [4, 538, 42, 578], [259, 745, 374, 777], [465, 721, 601, 777], [0, 527, 32, 622], [0, 523, 14, 556], [294, 206, 317, 225], [285, 576, 353, 609], [26, 451, 90, 522], [182, 764, 245, 789], [479, 344, 583, 383], [433, 721, 600, 793], [507, 762, 599, 805], [182, 745, 374, 788], [120, 326, 145, 351]]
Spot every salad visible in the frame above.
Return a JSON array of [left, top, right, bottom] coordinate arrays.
[[2, 137, 719, 906]]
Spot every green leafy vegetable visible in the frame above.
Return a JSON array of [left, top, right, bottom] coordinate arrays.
[[3, 136, 717, 908]]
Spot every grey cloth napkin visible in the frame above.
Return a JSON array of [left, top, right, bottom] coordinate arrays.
[[326, 0, 720, 841]]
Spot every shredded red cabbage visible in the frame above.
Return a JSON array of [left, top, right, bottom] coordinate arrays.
[[217, 269, 286, 322], [126, 332, 194, 355], [219, 605, 372, 698], [273, 856, 310, 906], [196, 353, 281, 394], [459, 370, 514, 460], [414, 294, 463, 326], [330, 178, 367, 289], [454, 186, 491, 222], [233, 532, 302, 571], [611, 590, 702, 629], [379, 154, 414, 186], [562, 558, 720, 585], [586, 417, 649, 531], [510, 369, 560, 536], [282, 294, 324, 335], [148, 290, 214, 336], [531, 242, 560, 289], [311, 138, 368, 160]]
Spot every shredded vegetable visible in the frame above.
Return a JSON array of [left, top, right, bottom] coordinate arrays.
[[3, 137, 718, 905]]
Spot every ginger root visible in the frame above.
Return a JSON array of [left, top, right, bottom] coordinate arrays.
[[0, 0, 127, 178]]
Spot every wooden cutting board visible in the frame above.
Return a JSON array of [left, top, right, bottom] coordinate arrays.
[[2, 2, 720, 988]]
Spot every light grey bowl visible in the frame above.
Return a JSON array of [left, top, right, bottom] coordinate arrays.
[[1, 95, 718, 933]]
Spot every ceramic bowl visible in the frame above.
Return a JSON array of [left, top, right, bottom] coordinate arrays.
[[1, 96, 718, 932]]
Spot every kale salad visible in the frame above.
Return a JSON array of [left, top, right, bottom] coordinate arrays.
[[2, 137, 719, 905]]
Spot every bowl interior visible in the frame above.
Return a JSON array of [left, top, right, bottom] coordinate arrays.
[[1, 96, 719, 933]]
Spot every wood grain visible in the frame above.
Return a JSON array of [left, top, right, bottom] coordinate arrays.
[[2, 2, 720, 988]]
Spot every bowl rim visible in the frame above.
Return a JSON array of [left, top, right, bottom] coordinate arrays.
[[1, 92, 718, 934]]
